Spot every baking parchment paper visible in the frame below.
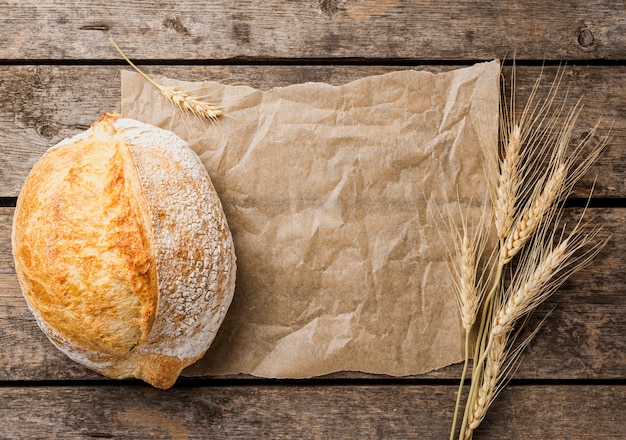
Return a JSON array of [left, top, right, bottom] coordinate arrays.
[[121, 60, 500, 378]]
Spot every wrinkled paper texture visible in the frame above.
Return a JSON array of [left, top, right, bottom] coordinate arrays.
[[121, 61, 500, 378]]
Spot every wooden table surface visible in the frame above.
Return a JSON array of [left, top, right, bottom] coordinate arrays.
[[1, 1, 625, 439]]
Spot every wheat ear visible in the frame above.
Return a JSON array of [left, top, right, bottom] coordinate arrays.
[[464, 313, 550, 439], [465, 332, 506, 435], [451, 206, 490, 332], [456, 232, 480, 331], [494, 236, 570, 335], [109, 39, 223, 122], [500, 162, 566, 263], [430, 196, 491, 333], [497, 203, 608, 334], [494, 124, 522, 240], [499, 96, 608, 266]]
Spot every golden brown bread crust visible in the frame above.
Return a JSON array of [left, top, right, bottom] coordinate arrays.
[[12, 113, 236, 389], [13, 118, 158, 356]]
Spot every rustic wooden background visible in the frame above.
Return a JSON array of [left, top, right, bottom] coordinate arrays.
[[1, 1, 625, 438]]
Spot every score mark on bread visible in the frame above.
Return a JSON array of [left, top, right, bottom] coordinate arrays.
[[12, 113, 236, 389]]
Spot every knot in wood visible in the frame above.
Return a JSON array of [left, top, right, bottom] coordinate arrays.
[[578, 28, 594, 48]]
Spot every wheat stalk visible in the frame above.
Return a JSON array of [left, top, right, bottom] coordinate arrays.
[[109, 39, 223, 122], [447, 206, 492, 440], [450, 230, 481, 440]]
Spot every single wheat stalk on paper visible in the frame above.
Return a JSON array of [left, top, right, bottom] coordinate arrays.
[[109, 39, 223, 122], [444, 65, 610, 440]]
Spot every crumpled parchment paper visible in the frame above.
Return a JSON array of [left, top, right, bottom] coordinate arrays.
[[121, 60, 500, 378]]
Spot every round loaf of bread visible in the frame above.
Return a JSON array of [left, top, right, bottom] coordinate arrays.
[[12, 113, 236, 389]]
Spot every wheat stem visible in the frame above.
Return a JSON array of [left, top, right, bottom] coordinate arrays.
[[109, 39, 223, 122], [458, 260, 502, 440], [450, 331, 472, 440]]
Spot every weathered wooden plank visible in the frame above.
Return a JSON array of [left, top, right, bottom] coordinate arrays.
[[1, 207, 624, 381], [471, 384, 626, 439], [0, 64, 624, 197], [0, 383, 623, 439], [1, 1, 625, 61]]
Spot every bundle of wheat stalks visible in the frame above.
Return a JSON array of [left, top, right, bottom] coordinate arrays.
[[445, 66, 610, 440]]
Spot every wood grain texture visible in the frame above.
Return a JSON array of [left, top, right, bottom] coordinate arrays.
[[0, 64, 623, 197], [0, 1, 625, 61], [0, 384, 623, 439], [2, 206, 624, 382], [1, 2, 625, 437]]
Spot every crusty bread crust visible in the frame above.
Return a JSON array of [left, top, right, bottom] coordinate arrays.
[[115, 115, 237, 388], [12, 113, 236, 389], [13, 117, 158, 356]]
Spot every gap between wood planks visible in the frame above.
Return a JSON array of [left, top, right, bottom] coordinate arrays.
[[0, 376, 625, 389], [3, 197, 625, 208], [0, 58, 625, 67]]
